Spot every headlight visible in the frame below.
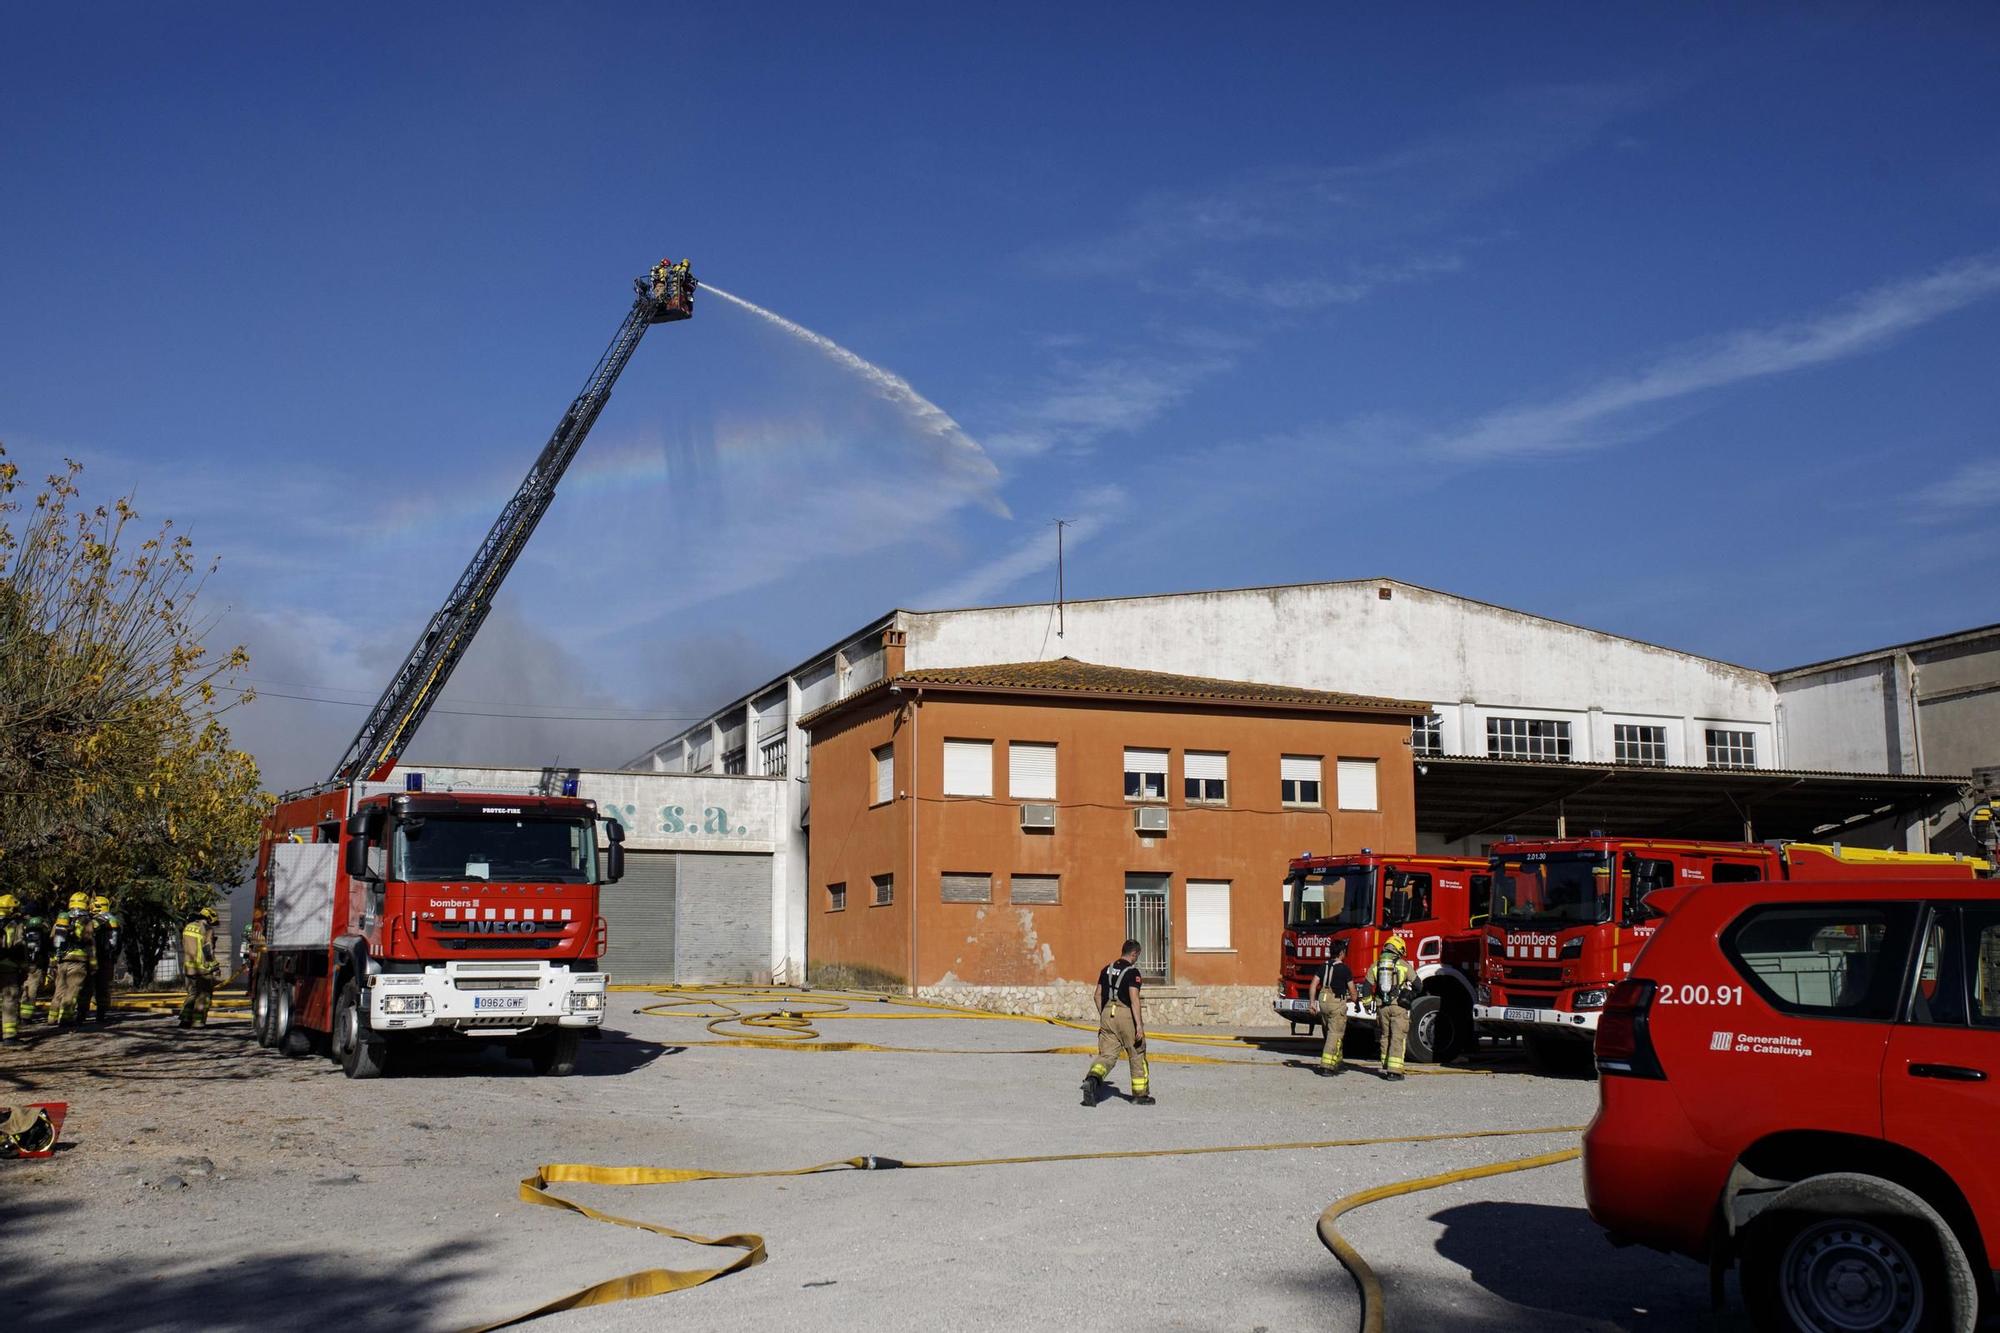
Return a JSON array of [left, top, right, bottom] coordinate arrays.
[[567, 992, 604, 1012], [1560, 938, 1584, 959], [1486, 934, 1504, 949], [1476, 985, 1492, 1005], [1572, 989, 1610, 1011], [381, 994, 432, 1015]]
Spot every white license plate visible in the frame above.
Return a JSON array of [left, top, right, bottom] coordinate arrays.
[[1276, 1000, 1310, 1014], [474, 995, 528, 1010], [1504, 1007, 1539, 1021]]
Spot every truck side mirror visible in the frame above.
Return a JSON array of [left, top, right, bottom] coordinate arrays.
[[604, 841, 625, 884], [344, 834, 377, 882]]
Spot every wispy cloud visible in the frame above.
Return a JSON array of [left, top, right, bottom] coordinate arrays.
[[1430, 251, 2000, 460], [985, 342, 1242, 459], [1189, 251, 1466, 312], [919, 485, 1128, 611], [1909, 457, 2000, 522], [1034, 80, 1656, 281]]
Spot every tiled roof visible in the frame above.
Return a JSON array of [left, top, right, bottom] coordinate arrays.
[[800, 657, 1424, 728]]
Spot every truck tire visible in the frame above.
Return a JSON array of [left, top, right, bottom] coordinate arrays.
[[1741, 1206, 1969, 1333], [1404, 993, 1469, 1065], [251, 973, 276, 1047], [335, 982, 391, 1080], [529, 1028, 580, 1077], [268, 980, 304, 1056]]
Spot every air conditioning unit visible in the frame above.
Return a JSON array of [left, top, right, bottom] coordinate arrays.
[[1019, 803, 1056, 830], [1134, 806, 1169, 834]]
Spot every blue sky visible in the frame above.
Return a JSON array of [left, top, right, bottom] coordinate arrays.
[[5, 5, 1998, 790]]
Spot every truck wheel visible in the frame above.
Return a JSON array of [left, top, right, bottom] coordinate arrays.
[[251, 974, 275, 1047], [529, 1029, 580, 1077], [1405, 994, 1468, 1064], [1741, 1205, 1968, 1333], [336, 982, 391, 1080], [269, 982, 304, 1056]]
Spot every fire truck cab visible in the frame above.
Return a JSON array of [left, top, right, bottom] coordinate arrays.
[[1477, 836, 1986, 1072], [1274, 851, 1489, 1064]]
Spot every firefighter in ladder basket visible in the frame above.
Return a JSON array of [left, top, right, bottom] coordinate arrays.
[[1081, 939, 1154, 1107]]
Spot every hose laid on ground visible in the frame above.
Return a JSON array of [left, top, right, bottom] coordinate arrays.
[[1316, 1144, 1586, 1333], [464, 1124, 1588, 1332]]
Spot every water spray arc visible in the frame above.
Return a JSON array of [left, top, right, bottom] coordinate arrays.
[[702, 283, 1008, 517]]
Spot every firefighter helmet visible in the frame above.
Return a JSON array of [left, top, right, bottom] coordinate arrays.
[[1382, 935, 1408, 957], [0, 894, 17, 913], [67, 892, 90, 911], [197, 904, 218, 921], [91, 895, 112, 913]]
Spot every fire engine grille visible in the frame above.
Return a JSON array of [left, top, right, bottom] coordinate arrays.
[[1502, 966, 1562, 982], [453, 977, 540, 991]]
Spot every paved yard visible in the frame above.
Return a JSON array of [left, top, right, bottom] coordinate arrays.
[[4, 992, 1735, 1332]]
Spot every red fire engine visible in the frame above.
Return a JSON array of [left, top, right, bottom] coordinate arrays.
[[1275, 851, 1490, 1064], [245, 258, 694, 1078], [1476, 835, 1985, 1071]]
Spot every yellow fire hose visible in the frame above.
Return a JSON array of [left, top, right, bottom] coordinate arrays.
[[466, 1124, 1588, 1332]]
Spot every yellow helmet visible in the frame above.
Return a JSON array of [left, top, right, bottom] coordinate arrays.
[[68, 892, 90, 911], [0, 894, 17, 913], [198, 904, 219, 921], [1382, 935, 1407, 956], [92, 895, 112, 912]]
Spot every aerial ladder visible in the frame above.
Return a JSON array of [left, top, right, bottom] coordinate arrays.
[[328, 257, 696, 786]]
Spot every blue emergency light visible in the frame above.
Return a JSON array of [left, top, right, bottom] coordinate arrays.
[[405, 772, 424, 792], [561, 776, 580, 797]]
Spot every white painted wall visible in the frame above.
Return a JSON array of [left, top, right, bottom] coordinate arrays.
[[382, 764, 796, 979], [905, 581, 1778, 759]]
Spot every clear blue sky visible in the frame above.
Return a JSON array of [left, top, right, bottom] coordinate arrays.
[[5, 5, 1997, 789]]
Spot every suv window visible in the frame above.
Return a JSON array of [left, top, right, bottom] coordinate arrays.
[[1973, 907, 2000, 1029], [1910, 905, 2000, 1028], [1722, 903, 1920, 1021]]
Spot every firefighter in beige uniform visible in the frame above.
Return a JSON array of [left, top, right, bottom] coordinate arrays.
[[1307, 935, 1359, 1076], [1082, 939, 1154, 1106], [0, 895, 29, 1042], [48, 894, 95, 1026], [179, 906, 220, 1028], [1372, 935, 1418, 1082]]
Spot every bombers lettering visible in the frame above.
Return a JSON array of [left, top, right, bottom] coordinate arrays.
[[1509, 932, 1560, 947]]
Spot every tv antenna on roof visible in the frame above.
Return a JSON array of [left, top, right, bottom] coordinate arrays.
[[1054, 518, 1072, 638]]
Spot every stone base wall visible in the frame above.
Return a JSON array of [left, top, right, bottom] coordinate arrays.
[[916, 983, 1287, 1029]]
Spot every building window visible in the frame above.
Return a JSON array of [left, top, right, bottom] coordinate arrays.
[[1124, 748, 1168, 802], [1184, 751, 1228, 804], [1613, 724, 1667, 766], [873, 743, 894, 805], [759, 735, 788, 777], [1280, 755, 1322, 806], [1486, 717, 1572, 761], [1411, 714, 1443, 757], [1009, 874, 1060, 905], [940, 873, 991, 904], [1336, 758, 1379, 812], [721, 746, 747, 775], [827, 882, 846, 912], [1706, 728, 1756, 769], [942, 739, 994, 797], [871, 873, 894, 907], [1185, 880, 1232, 950], [1008, 741, 1057, 800]]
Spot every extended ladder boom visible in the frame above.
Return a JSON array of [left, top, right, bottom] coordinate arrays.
[[330, 260, 696, 784]]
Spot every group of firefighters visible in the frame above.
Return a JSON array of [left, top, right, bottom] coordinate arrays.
[[1082, 932, 1416, 1106], [0, 894, 225, 1041]]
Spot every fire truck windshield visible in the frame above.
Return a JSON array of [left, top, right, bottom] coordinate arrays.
[[1490, 851, 1611, 926], [1287, 866, 1376, 929], [393, 816, 599, 884]]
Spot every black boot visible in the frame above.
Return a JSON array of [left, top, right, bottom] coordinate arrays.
[[1133, 1092, 1156, 1106], [1080, 1074, 1102, 1107], [1316, 1064, 1341, 1077]]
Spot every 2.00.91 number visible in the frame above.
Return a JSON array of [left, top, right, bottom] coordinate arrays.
[[1656, 983, 1744, 1006]]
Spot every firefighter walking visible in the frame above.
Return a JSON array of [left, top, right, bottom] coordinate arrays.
[[78, 894, 120, 1024], [1082, 938, 1154, 1107], [47, 893, 95, 1027], [178, 905, 221, 1028], [1371, 935, 1418, 1082], [0, 895, 30, 1042], [1308, 936, 1359, 1076], [19, 902, 49, 1024]]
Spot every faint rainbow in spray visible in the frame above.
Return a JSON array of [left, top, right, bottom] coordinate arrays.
[[364, 440, 672, 543]]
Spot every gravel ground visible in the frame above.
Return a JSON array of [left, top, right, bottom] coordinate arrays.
[[3, 993, 1732, 1332]]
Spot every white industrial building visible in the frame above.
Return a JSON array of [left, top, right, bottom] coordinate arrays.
[[626, 578, 1985, 938]]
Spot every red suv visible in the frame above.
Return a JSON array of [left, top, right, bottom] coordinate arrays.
[[1584, 876, 1997, 1332]]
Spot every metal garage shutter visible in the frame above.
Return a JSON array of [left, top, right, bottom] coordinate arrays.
[[675, 853, 773, 984], [600, 850, 677, 984]]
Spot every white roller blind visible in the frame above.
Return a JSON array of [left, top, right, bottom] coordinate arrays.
[[1280, 755, 1322, 783], [1124, 748, 1168, 775], [1336, 758, 1379, 811], [873, 744, 894, 805], [942, 740, 993, 797], [1184, 751, 1227, 782], [1010, 875, 1060, 905], [1009, 742, 1057, 799], [1186, 880, 1231, 949], [940, 873, 991, 903]]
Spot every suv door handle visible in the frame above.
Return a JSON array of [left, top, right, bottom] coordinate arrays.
[[1908, 1063, 1987, 1082]]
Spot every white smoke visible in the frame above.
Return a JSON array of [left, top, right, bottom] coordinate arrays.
[[702, 283, 1009, 516]]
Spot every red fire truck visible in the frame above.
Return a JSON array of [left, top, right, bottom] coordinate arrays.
[[244, 257, 694, 1078], [250, 777, 625, 1077], [1274, 851, 1490, 1064], [1476, 836, 1986, 1071]]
